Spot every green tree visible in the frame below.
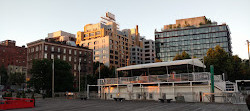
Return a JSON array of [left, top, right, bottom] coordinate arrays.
[[9, 72, 25, 87], [173, 51, 191, 61], [54, 59, 74, 92], [229, 55, 242, 81], [204, 45, 232, 75], [173, 53, 182, 61], [29, 59, 74, 96], [240, 59, 250, 79], [181, 51, 191, 59], [0, 65, 8, 85]]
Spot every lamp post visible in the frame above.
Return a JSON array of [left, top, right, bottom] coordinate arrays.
[[52, 58, 55, 98], [247, 40, 250, 66], [98, 62, 101, 98], [79, 61, 81, 93]]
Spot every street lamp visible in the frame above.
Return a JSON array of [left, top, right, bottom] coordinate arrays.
[[79, 60, 81, 93], [98, 62, 101, 98]]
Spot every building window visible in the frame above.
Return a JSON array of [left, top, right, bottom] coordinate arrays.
[[31, 48, 34, 52], [44, 53, 48, 59], [74, 72, 76, 77], [63, 48, 66, 53], [57, 55, 60, 59], [84, 58, 86, 62], [63, 55, 66, 61], [74, 64, 76, 70], [45, 45, 48, 51], [69, 49, 72, 54], [51, 54, 54, 59], [74, 50, 77, 55], [95, 56, 99, 60], [74, 57, 76, 62], [36, 46, 38, 51], [58, 48, 60, 52], [79, 51, 82, 54], [69, 56, 71, 61], [79, 58, 82, 62], [51, 46, 54, 52]]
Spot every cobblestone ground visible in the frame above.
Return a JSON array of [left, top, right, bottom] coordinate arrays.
[[13, 98, 248, 111]]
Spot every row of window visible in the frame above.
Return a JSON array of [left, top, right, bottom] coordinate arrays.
[[84, 31, 101, 37], [29, 45, 89, 56], [157, 47, 229, 59], [44, 53, 89, 63], [155, 32, 228, 43], [155, 25, 227, 38], [156, 39, 229, 49], [157, 42, 229, 53]]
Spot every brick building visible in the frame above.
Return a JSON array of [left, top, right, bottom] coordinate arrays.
[[0, 40, 27, 75], [27, 38, 93, 87]]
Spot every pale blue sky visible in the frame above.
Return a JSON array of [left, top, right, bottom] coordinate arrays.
[[0, 0, 249, 59]]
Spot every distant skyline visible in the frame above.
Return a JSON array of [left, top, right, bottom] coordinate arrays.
[[0, 0, 249, 59]]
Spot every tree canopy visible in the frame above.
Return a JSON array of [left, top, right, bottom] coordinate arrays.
[[204, 45, 250, 81], [9, 72, 25, 86], [173, 51, 191, 61], [29, 59, 74, 95], [0, 65, 8, 85]]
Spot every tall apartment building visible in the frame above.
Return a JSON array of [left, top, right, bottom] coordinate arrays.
[[130, 38, 155, 65], [27, 31, 93, 87], [76, 12, 143, 68], [155, 16, 232, 62], [0, 40, 27, 75]]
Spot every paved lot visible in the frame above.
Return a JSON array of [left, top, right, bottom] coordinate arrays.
[[13, 98, 248, 111]]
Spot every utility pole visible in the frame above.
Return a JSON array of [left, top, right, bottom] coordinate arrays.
[[52, 59, 55, 98], [79, 61, 81, 93]]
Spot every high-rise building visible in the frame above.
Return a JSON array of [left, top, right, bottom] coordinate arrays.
[[76, 12, 143, 68], [0, 40, 27, 75], [27, 31, 93, 87], [143, 39, 155, 64], [130, 38, 155, 65], [155, 16, 232, 62]]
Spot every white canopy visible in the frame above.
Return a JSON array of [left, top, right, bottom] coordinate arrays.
[[117, 59, 206, 71]]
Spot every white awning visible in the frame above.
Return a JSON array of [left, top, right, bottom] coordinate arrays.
[[117, 59, 206, 71]]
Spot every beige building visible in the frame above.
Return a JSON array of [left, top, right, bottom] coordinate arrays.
[[76, 12, 142, 68], [48, 30, 76, 42], [163, 16, 209, 30]]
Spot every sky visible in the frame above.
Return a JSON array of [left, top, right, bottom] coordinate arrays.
[[0, 0, 249, 59]]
